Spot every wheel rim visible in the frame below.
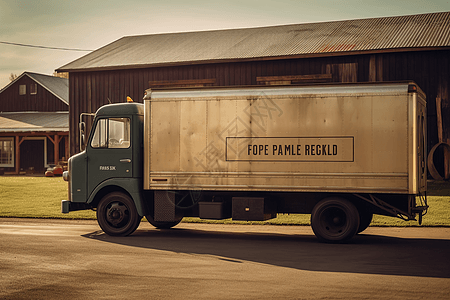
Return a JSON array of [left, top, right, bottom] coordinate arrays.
[[105, 202, 130, 228], [318, 206, 349, 236], [311, 198, 360, 243]]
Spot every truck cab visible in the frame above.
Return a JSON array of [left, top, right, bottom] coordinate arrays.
[[62, 102, 146, 235]]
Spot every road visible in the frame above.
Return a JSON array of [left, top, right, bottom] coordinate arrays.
[[1, 218, 449, 300]]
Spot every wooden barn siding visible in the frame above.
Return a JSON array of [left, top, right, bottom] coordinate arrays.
[[0, 76, 68, 112], [379, 50, 450, 148], [68, 50, 449, 155]]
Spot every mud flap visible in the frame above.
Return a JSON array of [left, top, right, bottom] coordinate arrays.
[[154, 191, 177, 222]]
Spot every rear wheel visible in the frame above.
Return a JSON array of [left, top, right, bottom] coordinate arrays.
[[311, 198, 360, 243], [145, 214, 183, 229], [357, 210, 373, 234], [97, 192, 141, 236]]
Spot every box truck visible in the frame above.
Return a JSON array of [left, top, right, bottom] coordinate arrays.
[[62, 82, 428, 242]]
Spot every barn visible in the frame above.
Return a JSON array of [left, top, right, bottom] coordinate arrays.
[[57, 12, 450, 175], [0, 72, 69, 174]]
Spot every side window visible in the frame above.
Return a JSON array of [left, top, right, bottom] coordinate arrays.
[[91, 119, 107, 148], [109, 118, 130, 148], [91, 118, 130, 149]]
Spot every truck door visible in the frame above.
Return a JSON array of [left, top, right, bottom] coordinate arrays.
[[87, 117, 133, 195]]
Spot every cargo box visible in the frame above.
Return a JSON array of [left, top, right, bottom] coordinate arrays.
[[144, 82, 427, 196]]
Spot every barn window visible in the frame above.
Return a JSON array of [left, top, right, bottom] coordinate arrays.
[[30, 83, 37, 95], [0, 138, 14, 167], [19, 85, 26, 95]]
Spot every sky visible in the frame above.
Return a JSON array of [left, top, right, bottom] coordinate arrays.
[[0, 0, 449, 89]]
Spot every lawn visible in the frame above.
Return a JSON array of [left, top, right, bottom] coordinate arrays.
[[0, 176, 95, 219], [0, 176, 449, 226]]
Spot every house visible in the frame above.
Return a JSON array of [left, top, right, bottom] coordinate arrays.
[[56, 12, 450, 174], [0, 72, 69, 174]]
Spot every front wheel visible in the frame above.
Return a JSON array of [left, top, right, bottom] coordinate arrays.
[[311, 197, 360, 243], [97, 192, 141, 236]]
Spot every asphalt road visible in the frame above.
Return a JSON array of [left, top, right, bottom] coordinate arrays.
[[1, 218, 449, 300]]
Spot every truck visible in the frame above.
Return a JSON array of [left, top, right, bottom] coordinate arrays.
[[62, 81, 428, 243]]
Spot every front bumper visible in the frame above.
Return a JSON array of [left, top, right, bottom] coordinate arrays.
[[61, 200, 93, 213]]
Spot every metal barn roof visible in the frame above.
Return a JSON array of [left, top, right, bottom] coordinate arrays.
[[0, 72, 69, 105], [0, 112, 68, 132], [26, 73, 69, 105], [57, 12, 450, 72]]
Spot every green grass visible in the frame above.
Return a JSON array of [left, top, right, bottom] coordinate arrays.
[[0, 176, 96, 219], [0, 176, 449, 226]]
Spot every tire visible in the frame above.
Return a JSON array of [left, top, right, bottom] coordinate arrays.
[[145, 214, 182, 229], [97, 192, 141, 236], [311, 197, 360, 243], [357, 210, 373, 234]]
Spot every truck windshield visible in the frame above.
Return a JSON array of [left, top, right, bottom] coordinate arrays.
[[91, 118, 130, 149]]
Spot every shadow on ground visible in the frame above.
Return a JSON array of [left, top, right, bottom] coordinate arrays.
[[83, 227, 450, 279]]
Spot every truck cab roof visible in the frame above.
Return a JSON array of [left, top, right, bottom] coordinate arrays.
[[95, 102, 144, 117]]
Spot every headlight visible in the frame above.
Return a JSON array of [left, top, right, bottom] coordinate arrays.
[[63, 171, 69, 181]]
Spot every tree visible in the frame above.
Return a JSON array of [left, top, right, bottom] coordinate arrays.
[[9, 73, 18, 81]]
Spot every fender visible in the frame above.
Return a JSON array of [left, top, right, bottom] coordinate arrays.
[[88, 177, 148, 216]]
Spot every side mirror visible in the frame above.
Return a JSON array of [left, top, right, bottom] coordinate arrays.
[[78, 113, 95, 152], [79, 122, 86, 151]]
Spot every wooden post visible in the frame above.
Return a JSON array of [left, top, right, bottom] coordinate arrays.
[[15, 136, 25, 174], [47, 134, 64, 164], [15, 136, 20, 174], [47, 135, 56, 164], [65, 135, 69, 160], [54, 134, 60, 165]]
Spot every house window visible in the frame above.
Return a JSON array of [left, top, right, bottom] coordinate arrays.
[[19, 85, 26, 95], [30, 83, 37, 95], [0, 138, 14, 167]]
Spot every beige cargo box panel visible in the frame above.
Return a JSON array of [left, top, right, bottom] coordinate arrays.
[[144, 83, 426, 194]]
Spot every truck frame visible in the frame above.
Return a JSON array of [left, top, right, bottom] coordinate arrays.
[[62, 81, 428, 242]]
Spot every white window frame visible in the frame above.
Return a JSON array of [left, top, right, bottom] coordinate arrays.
[[19, 84, 26, 95], [0, 137, 14, 167], [30, 83, 37, 95]]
